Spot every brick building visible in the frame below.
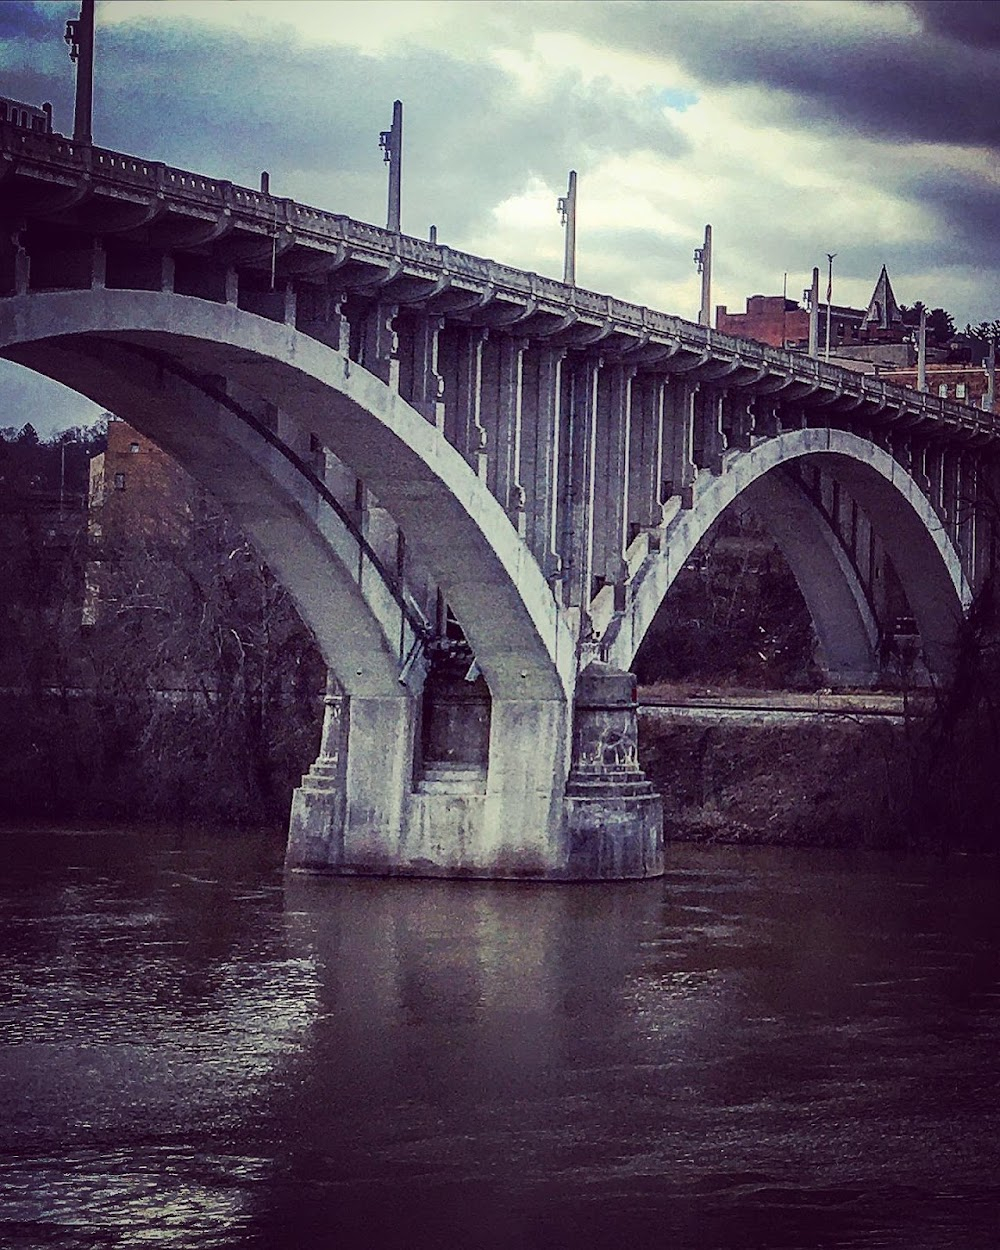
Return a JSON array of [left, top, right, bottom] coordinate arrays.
[[879, 363, 998, 413], [83, 418, 194, 624], [715, 266, 903, 353]]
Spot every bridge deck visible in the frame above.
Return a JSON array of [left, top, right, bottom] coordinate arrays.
[[2, 123, 996, 446]]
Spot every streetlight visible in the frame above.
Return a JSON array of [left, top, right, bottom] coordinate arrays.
[[557, 170, 577, 286], [824, 252, 837, 362]]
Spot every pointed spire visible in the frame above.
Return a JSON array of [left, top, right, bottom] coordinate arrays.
[[862, 265, 902, 330]]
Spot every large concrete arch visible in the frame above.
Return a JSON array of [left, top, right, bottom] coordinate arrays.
[[605, 428, 969, 681], [2, 333, 419, 700], [0, 289, 575, 704]]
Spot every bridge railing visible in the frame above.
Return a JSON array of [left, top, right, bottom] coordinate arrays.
[[2, 124, 996, 442]]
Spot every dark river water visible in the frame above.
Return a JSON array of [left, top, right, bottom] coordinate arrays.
[[1, 827, 999, 1250]]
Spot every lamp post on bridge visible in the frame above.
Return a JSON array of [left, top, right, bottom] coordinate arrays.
[[695, 222, 710, 327], [557, 170, 577, 286], [64, 0, 95, 146], [824, 252, 837, 362], [379, 100, 403, 234]]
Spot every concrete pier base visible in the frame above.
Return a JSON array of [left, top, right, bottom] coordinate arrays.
[[287, 664, 662, 882], [560, 662, 664, 879]]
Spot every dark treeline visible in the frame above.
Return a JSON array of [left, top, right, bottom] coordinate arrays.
[[0, 421, 324, 828]]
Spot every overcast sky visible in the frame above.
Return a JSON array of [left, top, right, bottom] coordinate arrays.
[[2, 0, 998, 436]]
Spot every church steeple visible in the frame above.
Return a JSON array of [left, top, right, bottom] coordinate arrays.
[[862, 265, 902, 331]]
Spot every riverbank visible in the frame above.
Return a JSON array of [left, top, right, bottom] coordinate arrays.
[[638, 698, 916, 849]]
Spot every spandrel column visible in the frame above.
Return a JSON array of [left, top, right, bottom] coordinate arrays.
[[479, 333, 526, 526], [627, 373, 666, 544], [519, 345, 565, 578], [591, 361, 635, 600], [397, 312, 445, 428], [439, 325, 489, 473], [662, 378, 696, 505], [558, 353, 601, 610]]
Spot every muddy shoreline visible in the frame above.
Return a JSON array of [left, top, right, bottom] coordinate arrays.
[[638, 704, 917, 849]]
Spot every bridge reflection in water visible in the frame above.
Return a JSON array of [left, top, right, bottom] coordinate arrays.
[[1, 827, 998, 1248], [0, 121, 992, 879]]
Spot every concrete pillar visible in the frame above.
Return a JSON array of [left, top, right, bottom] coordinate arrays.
[[480, 333, 525, 521], [662, 379, 696, 504], [160, 254, 175, 295], [0, 225, 31, 296], [627, 373, 666, 538], [519, 345, 564, 576], [558, 353, 601, 609], [91, 239, 106, 290], [287, 685, 420, 875], [403, 693, 571, 876], [725, 393, 754, 451], [398, 312, 445, 427], [359, 301, 400, 390], [563, 662, 663, 879], [298, 285, 349, 352], [925, 444, 947, 523], [440, 325, 488, 472], [692, 386, 726, 474], [591, 361, 634, 594], [287, 677, 347, 868], [942, 447, 961, 539]]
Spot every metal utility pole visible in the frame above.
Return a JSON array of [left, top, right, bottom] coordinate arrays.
[[986, 337, 997, 413], [917, 306, 927, 392], [824, 252, 837, 362], [379, 100, 403, 234], [64, 0, 95, 145], [557, 170, 577, 286], [694, 224, 712, 328], [781, 271, 788, 348], [807, 267, 820, 357]]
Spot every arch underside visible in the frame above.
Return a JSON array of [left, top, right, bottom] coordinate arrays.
[[606, 429, 969, 685], [0, 289, 574, 705]]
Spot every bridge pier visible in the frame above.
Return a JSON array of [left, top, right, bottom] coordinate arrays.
[[288, 666, 663, 881]]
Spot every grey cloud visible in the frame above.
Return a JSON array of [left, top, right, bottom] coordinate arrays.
[[905, 173, 1000, 266], [1, 5, 687, 241], [557, 0, 1000, 150], [906, 1, 1000, 49]]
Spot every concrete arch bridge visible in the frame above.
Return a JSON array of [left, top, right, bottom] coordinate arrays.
[[1, 126, 996, 879]]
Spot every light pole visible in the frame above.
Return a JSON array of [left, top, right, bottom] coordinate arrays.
[[64, 0, 95, 146], [557, 170, 577, 286], [824, 252, 837, 362], [379, 100, 403, 234], [694, 224, 712, 328]]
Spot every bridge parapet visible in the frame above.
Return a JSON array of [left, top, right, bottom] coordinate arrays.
[[2, 123, 996, 447]]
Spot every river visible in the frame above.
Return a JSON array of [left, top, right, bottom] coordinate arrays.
[[1, 827, 998, 1249]]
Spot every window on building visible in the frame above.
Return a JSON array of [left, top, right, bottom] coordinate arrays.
[[114, 472, 126, 491], [956, 383, 967, 399], [129, 442, 140, 453], [938, 383, 948, 398]]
